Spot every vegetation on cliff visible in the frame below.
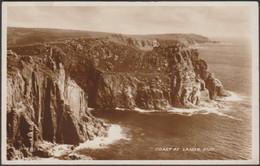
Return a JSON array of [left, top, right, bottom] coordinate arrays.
[[6, 27, 228, 160]]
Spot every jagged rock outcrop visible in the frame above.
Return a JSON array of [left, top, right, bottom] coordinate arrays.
[[84, 42, 229, 110], [8, 38, 228, 111], [7, 31, 228, 159], [92, 74, 171, 110], [7, 49, 109, 160]]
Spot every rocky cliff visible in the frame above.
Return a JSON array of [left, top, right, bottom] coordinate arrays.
[[6, 28, 229, 160], [7, 46, 109, 160]]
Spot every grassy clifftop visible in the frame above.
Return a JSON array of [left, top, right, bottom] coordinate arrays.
[[8, 27, 213, 47]]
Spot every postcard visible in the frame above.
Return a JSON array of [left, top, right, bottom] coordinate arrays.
[[1, 1, 259, 165]]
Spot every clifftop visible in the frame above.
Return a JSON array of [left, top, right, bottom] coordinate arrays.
[[8, 27, 214, 47], [6, 27, 228, 160], [7, 29, 228, 109]]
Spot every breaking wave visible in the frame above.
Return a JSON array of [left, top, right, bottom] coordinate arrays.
[[167, 107, 242, 121], [116, 91, 243, 121], [217, 91, 243, 102], [75, 124, 128, 150], [188, 44, 208, 49], [218, 42, 233, 45], [34, 125, 128, 160]]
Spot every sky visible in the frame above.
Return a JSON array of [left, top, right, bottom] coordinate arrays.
[[6, 3, 254, 38]]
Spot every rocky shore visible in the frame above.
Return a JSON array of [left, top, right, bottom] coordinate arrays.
[[6, 28, 230, 160]]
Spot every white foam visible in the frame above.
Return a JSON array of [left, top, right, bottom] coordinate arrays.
[[116, 99, 242, 121], [75, 124, 127, 150], [134, 107, 157, 113], [116, 107, 157, 113], [218, 42, 233, 45], [115, 91, 244, 121], [30, 124, 127, 160], [226, 91, 243, 101], [48, 144, 73, 158], [166, 106, 242, 121], [217, 91, 242, 102], [168, 107, 216, 116], [188, 44, 208, 49]]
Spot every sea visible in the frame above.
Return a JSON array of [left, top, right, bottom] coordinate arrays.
[[75, 38, 253, 160]]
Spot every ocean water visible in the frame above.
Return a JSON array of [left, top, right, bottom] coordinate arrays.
[[76, 39, 252, 160]]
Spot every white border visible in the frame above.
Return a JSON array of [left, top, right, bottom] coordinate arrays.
[[2, 1, 8, 165], [2, 1, 258, 6], [1, 1, 259, 165], [251, 2, 259, 165]]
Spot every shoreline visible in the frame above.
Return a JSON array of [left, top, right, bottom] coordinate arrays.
[[11, 90, 244, 161], [17, 124, 126, 160]]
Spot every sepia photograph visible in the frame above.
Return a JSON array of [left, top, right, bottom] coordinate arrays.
[[1, 1, 259, 165]]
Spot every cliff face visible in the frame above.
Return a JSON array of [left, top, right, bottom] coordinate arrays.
[[86, 43, 228, 110], [7, 48, 108, 160], [6, 29, 228, 159]]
